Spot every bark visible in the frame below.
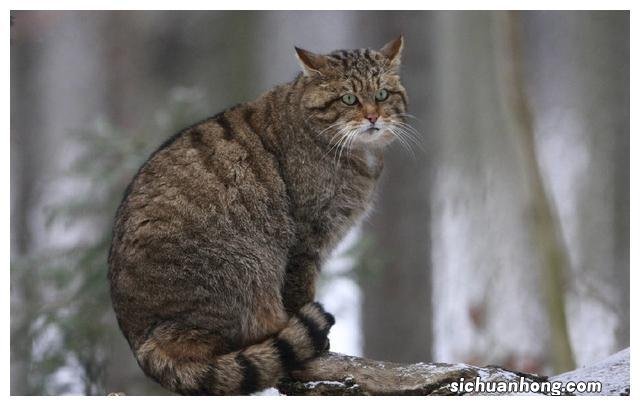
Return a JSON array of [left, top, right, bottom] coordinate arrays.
[[277, 348, 629, 396]]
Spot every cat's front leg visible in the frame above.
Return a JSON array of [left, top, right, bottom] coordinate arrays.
[[282, 252, 320, 315]]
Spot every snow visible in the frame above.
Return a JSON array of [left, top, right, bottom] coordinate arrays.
[[302, 380, 348, 389], [253, 387, 281, 396], [551, 348, 629, 396]]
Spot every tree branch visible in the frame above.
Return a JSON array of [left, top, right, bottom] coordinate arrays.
[[277, 348, 629, 396]]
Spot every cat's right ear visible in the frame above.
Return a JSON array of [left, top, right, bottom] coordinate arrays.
[[294, 47, 328, 76], [380, 35, 404, 72]]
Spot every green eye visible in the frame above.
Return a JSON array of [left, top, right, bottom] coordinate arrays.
[[341, 94, 358, 106], [375, 89, 389, 102]]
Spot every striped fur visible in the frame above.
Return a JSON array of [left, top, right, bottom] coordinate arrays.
[[134, 303, 334, 395], [108, 37, 407, 395]]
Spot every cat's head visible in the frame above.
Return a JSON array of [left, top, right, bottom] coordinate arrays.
[[295, 36, 409, 151]]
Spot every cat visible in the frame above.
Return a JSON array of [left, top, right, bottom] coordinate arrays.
[[108, 35, 408, 395]]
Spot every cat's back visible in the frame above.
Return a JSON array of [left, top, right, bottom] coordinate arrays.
[[110, 104, 294, 270]]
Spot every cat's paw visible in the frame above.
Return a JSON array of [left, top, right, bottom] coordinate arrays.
[[297, 302, 335, 355]]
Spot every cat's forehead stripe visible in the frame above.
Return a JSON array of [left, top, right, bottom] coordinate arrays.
[[326, 48, 388, 92], [330, 49, 381, 69]]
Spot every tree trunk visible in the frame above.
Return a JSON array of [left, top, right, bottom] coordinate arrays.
[[356, 10, 434, 364], [430, 10, 553, 374], [501, 11, 575, 373], [518, 11, 630, 364]]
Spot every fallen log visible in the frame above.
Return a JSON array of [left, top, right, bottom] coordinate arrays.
[[276, 348, 629, 396]]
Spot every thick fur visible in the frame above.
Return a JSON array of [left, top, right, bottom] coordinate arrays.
[[108, 37, 407, 395], [134, 303, 334, 394]]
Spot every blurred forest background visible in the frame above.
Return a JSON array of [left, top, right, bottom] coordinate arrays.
[[10, 10, 629, 395]]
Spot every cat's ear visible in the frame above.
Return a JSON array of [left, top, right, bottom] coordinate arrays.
[[380, 35, 404, 70], [294, 47, 328, 76]]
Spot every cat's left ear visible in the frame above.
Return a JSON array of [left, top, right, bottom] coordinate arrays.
[[380, 35, 404, 70], [294, 47, 329, 76]]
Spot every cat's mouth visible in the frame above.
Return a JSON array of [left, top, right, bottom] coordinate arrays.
[[357, 124, 394, 146]]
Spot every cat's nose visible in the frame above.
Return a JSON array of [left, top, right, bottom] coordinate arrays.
[[366, 113, 379, 124]]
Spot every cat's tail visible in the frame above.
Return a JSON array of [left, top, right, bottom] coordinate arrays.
[[134, 302, 335, 395]]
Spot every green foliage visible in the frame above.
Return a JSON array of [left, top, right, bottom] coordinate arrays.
[[11, 88, 210, 394]]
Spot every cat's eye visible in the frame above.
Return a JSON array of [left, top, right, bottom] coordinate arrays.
[[341, 94, 358, 106], [375, 89, 389, 102]]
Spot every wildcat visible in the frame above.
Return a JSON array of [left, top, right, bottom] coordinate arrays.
[[108, 36, 408, 395]]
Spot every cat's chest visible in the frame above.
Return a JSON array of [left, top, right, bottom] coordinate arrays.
[[290, 151, 381, 230]]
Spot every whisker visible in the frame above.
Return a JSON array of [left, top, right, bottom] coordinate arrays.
[[388, 119, 421, 136], [388, 125, 417, 159], [328, 126, 350, 165], [393, 128, 422, 154], [326, 129, 349, 151], [387, 120, 424, 151], [337, 128, 358, 167], [345, 129, 359, 167], [392, 124, 421, 146], [391, 112, 423, 123], [317, 121, 347, 138], [318, 118, 424, 166], [391, 127, 412, 152], [336, 128, 353, 167], [326, 125, 359, 158]]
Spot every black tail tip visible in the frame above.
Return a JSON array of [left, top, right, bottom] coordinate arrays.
[[311, 301, 335, 327]]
